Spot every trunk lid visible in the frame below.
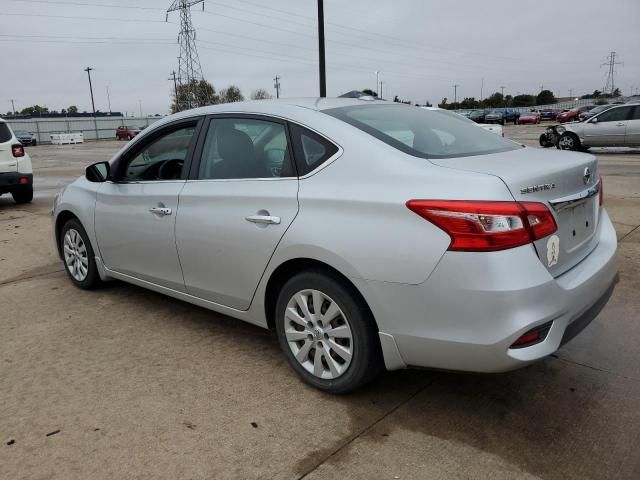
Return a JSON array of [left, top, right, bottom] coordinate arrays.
[[429, 146, 601, 276]]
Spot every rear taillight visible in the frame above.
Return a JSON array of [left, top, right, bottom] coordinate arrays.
[[12, 144, 24, 158], [406, 200, 557, 252], [599, 176, 604, 206]]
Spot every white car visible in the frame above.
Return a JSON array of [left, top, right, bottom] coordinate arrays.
[[0, 118, 33, 203]]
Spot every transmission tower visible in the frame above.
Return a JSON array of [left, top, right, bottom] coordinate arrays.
[[167, 0, 208, 111], [602, 51, 623, 97]]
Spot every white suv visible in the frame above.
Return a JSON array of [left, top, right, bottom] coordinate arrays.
[[0, 118, 33, 203]]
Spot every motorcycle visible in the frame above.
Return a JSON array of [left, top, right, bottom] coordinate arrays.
[[539, 125, 561, 148]]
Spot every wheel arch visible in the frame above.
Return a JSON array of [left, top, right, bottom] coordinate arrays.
[[54, 210, 80, 258], [263, 257, 380, 336]]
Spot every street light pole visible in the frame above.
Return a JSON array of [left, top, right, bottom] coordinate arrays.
[[453, 84, 459, 108], [106, 86, 111, 114], [84, 67, 96, 116], [317, 0, 326, 97]]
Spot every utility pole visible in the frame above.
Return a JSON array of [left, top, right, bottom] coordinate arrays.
[[379, 81, 385, 100], [539, 84, 544, 92], [10, 99, 16, 117], [453, 84, 459, 108], [480, 78, 484, 101], [375, 71, 379, 97], [602, 51, 623, 96], [317, 0, 326, 97], [106, 86, 111, 114], [273, 75, 281, 99], [139, 100, 143, 117], [169, 71, 179, 110], [569, 88, 573, 98], [84, 66, 96, 116], [500, 85, 505, 97]]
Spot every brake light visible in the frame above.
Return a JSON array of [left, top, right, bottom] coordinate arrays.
[[12, 144, 24, 158], [406, 200, 557, 252], [599, 176, 604, 206]]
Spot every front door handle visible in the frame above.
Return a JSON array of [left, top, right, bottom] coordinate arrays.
[[616, 123, 625, 127], [149, 207, 172, 216], [245, 215, 281, 225]]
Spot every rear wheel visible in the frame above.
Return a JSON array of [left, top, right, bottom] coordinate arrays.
[[60, 219, 102, 289], [559, 132, 581, 151], [275, 270, 381, 394], [12, 186, 33, 204]]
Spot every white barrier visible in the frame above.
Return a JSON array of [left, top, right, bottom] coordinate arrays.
[[50, 132, 84, 145]]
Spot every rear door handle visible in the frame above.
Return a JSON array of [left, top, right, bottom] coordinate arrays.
[[149, 207, 172, 216], [616, 123, 626, 127], [245, 215, 281, 225]]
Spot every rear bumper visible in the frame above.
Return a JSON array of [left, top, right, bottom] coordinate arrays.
[[0, 172, 33, 193], [358, 209, 618, 372]]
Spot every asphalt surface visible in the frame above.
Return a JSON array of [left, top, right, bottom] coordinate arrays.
[[1, 125, 639, 479]]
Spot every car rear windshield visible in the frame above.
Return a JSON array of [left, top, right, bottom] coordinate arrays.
[[0, 123, 12, 143], [323, 104, 519, 159]]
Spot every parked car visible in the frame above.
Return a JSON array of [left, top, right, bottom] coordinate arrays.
[[484, 108, 519, 125], [468, 109, 487, 123], [557, 105, 595, 123], [53, 98, 617, 393], [0, 119, 33, 203], [558, 103, 640, 150], [516, 111, 541, 124], [116, 125, 142, 140], [539, 109, 558, 121], [13, 130, 37, 146], [578, 104, 613, 121]]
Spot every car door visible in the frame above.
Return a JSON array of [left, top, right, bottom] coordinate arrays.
[[94, 118, 202, 291], [625, 106, 640, 146], [583, 106, 632, 146], [176, 115, 299, 310]]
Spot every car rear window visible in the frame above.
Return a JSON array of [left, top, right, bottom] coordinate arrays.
[[323, 104, 518, 159], [0, 123, 12, 143]]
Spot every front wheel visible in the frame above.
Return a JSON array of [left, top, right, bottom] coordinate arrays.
[[60, 219, 102, 289], [275, 270, 382, 394], [558, 132, 581, 151]]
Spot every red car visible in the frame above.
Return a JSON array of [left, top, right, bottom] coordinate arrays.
[[556, 105, 595, 123], [516, 111, 541, 124], [115, 125, 142, 140]]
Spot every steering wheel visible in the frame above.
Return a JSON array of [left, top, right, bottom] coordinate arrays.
[[157, 158, 184, 180]]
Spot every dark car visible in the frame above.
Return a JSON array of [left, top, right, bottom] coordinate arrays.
[[578, 104, 614, 121], [13, 130, 37, 146], [116, 125, 142, 140], [556, 105, 595, 123], [539, 109, 558, 121], [484, 108, 519, 125], [468, 109, 487, 123]]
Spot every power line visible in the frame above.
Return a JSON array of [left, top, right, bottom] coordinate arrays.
[[9, 0, 164, 10]]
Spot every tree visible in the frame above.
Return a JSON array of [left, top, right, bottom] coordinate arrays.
[[483, 92, 504, 108], [513, 94, 536, 107], [536, 89, 556, 105], [219, 85, 244, 104], [250, 88, 273, 100], [67, 105, 78, 114], [20, 105, 48, 115], [361, 88, 378, 97], [613, 88, 621, 97], [438, 97, 448, 109], [460, 97, 480, 109], [171, 79, 218, 113]]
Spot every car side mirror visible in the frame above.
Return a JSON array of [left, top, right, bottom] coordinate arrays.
[[86, 161, 110, 182], [590, 117, 598, 124]]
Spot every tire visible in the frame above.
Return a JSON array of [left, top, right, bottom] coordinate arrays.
[[558, 132, 581, 151], [59, 219, 102, 289], [12, 186, 33, 204], [32, 140, 37, 146], [539, 134, 552, 148], [275, 269, 382, 394]]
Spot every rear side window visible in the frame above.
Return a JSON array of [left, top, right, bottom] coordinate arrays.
[[631, 107, 640, 120], [0, 123, 12, 143], [289, 124, 339, 175]]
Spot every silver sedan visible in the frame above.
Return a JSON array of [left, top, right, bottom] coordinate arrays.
[[53, 98, 617, 393]]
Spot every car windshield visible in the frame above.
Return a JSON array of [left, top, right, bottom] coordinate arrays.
[[14, 130, 29, 135], [324, 104, 519, 159]]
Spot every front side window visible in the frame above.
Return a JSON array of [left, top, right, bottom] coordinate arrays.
[[198, 118, 293, 179], [632, 107, 640, 120], [596, 107, 631, 123], [121, 124, 196, 181], [324, 104, 518, 159]]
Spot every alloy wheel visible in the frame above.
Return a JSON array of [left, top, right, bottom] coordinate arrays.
[[63, 228, 89, 282], [284, 289, 353, 380]]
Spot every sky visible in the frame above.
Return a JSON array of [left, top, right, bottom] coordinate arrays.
[[1, 0, 639, 115]]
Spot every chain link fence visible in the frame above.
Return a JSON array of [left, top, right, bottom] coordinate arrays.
[[5, 116, 164, 144]]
